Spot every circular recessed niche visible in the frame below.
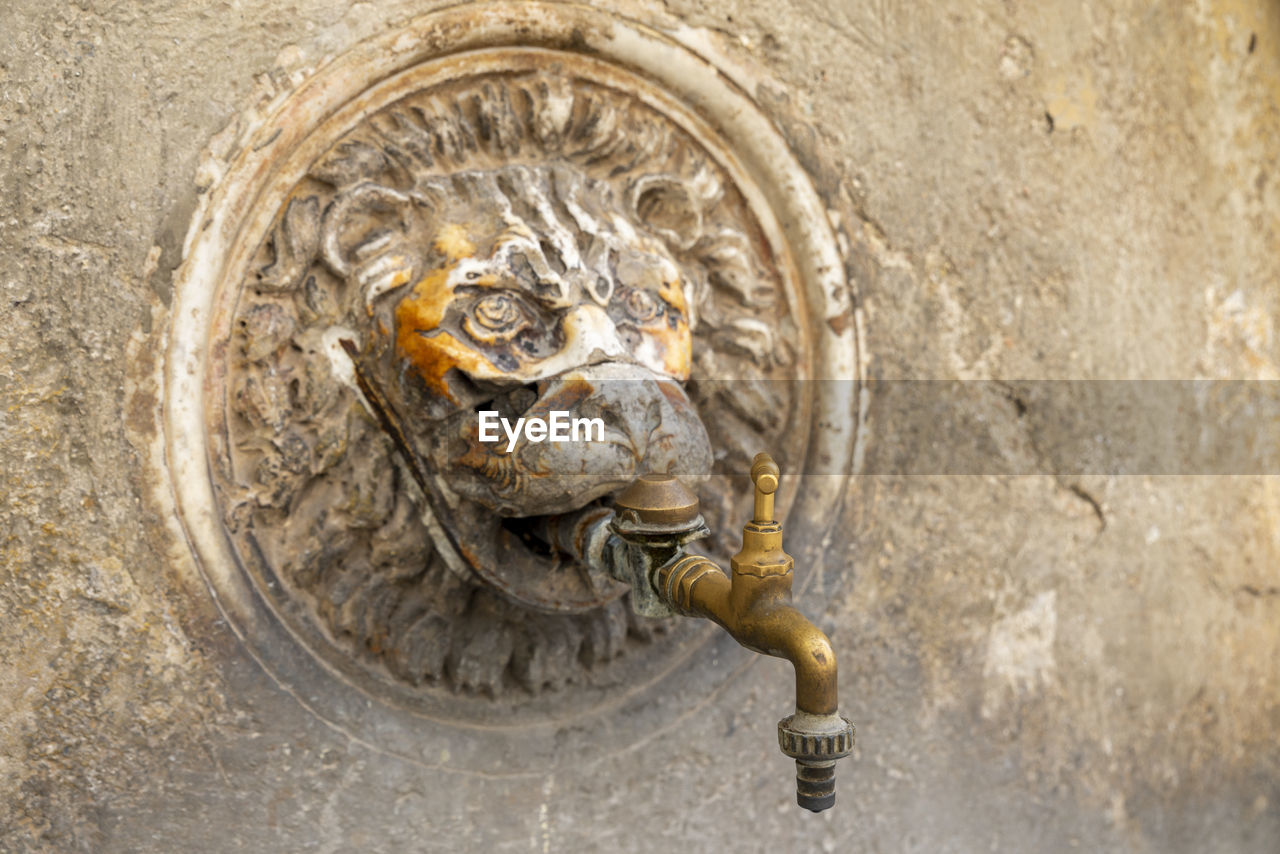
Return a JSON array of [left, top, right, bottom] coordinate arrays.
[[166, 2, 862, 773]]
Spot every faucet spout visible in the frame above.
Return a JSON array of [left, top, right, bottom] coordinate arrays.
[[657, 556, 838, 716], [763, 605, 840, 717]]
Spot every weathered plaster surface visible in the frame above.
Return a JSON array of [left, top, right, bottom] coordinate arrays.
[[1, 1, 1277, 851]]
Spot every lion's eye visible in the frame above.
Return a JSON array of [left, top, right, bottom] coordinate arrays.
[[474, 293, 520, 329], [621, 288, 663, 323], [465, 292, 529, 343]]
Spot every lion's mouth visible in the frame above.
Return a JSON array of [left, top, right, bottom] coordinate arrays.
[[343, 342, 712, 610]]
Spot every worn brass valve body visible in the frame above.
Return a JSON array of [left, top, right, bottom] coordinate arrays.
[[651, 455, 854, 811]]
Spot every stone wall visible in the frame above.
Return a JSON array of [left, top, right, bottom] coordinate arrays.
[[1, 1, 1276, 850]]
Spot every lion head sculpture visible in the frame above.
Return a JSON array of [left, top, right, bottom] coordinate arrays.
[[320, 163, 713, 517], [228, 73, 801, 695]]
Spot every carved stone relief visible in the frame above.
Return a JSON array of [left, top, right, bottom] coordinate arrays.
[[164, 1, 864, 765], [211, 66, 812, 701]]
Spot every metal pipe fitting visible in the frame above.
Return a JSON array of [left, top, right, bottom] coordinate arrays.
[[544, 454, 855, 812]]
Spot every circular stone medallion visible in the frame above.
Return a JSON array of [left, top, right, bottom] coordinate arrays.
[[167, 3, 862, 773]]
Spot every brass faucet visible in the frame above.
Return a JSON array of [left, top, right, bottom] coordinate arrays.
[[544, 453, 855, 811]]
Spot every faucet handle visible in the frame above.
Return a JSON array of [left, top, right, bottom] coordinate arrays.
[[750, 452, 780, 524]]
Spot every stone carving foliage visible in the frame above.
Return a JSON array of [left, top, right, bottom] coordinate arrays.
[[214, 70, 806, 699]]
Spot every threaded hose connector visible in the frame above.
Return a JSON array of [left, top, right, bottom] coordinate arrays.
[[778, 712, 855, 813]]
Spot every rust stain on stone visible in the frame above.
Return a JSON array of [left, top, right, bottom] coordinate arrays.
[[434, 223, 476, 261], [826, 309, 853, 336], [394, 263, 483, 401]]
